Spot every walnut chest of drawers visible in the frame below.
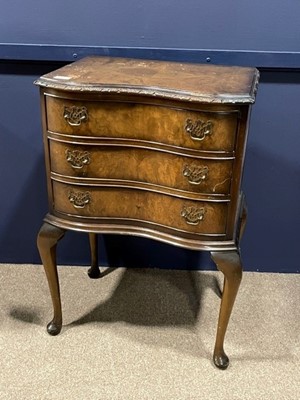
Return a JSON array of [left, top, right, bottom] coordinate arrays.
[[35, 56, 259, 369]]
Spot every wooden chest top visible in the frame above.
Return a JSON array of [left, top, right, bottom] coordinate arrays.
[[35, 56, 259, 104]]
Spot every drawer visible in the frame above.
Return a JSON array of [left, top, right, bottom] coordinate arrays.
[[52, 182, 228, 235], [49, 141, 233, 195], [46, 97, 238, 152]]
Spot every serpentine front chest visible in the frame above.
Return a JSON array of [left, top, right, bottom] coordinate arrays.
[[36, 56, 259, 369]]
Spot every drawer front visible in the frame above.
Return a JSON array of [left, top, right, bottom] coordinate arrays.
[[46, 97, 238, 152], [49, 141, 233, 195], [52, 182, 228, 235]]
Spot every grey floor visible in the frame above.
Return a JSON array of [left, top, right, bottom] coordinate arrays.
[[0, 264, 299, 400]]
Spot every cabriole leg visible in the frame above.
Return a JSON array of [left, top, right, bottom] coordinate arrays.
[[210, 250, 243, 369], [87, 233, 101, 279], [37, 222, 65, 335]]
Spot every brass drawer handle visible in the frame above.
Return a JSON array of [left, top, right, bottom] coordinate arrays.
[[185, 119, 213, 141], [65, 149, 91, 169], [181, 206, 205, 225], [68, 190, 91, 209], [64, 106, 88, 126], [183, 164, 208, 185]]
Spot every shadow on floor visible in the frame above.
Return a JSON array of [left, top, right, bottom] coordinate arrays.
[[68, 267, 221, 328]]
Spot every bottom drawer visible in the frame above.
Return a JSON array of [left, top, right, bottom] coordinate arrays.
[[52, 182, 228, 235]]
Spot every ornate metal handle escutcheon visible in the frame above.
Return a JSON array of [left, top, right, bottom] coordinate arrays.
[[185, 119, 213, 141], [64, 106, 88, 126], [68, 190, 91, 209], [181, 206, 205, 225], [183, 164, 209, 185], [65, 149, 91, 169]]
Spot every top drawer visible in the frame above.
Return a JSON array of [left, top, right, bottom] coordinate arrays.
[[45, 97, 238, 152]]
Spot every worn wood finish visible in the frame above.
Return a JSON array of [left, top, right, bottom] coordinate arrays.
[[36, 56, 259, 369], [35, 56, 258, 103]]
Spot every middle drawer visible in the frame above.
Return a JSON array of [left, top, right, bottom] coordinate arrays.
[[49, 140, 233, 195]]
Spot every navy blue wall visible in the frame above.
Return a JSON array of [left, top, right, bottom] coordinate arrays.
[[1, 0, 300, 51], [0, 1, 300, 273]]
